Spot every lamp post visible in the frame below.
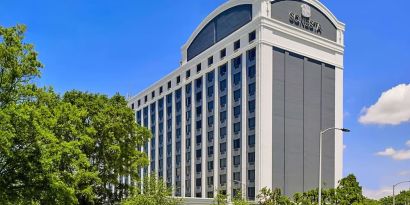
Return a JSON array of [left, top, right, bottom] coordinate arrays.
[[318, 127, 350, 205], [393, 181, 410, 205]]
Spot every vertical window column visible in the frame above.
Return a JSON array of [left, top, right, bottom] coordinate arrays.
[[158, 99, 164, 179], [143, 107, 149, 177], [206, 71, 215, 198], [194, 77, 203, 198], [175, 89, 182, 196], [246, 48, 257, 200], [185, 83, 193, 197], [150, 102, 156, 173], [231, 55, 243, 197], [218, 63, 228, 193], [166, 94, 173, 188]]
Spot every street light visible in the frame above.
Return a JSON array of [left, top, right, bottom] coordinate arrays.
[[318, 127, 350, 205], [393, 181, 410, 205]]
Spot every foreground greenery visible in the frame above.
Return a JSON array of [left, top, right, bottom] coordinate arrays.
[[1, 24, 409, 204], [0, 25, 152, 204]]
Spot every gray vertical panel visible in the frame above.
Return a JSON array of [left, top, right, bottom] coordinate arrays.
[[272, 48, 285, 191], [284, 52, 304, 195], [321, 65, 335, 188], [303, 59, 322, 191]]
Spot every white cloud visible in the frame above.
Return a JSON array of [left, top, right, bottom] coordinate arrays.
[[359, 84, 410, 125], [406, 140, 410, 147], [376, 147, 410, 161], [363, 187, 392, 200], [398, 170, 410, 176], [364, 185, 409, 200]]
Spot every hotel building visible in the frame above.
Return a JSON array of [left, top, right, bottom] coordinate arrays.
[[128, 0, 345, 204]]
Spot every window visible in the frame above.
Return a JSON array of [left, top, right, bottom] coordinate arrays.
[[159, 86, 163, 95], [131, 103, 134, 109], [196, 92, 202, 103], [208, 192, 214, 198], [207, 176, 214, 186], [220, 48, 226, 59], [233, 72, 241, 85], [249, 83, 256, 96], [186, 69, 191, 79], [233, 172, 241, 182], [248, 134, 255, 147], [220, 158, 227, 169], [138, 100, 141, 107], [196, 120, 202, 130], [208, 56, 213, 66], [220, 127, 227, 139], [177, 76, 181, 84], [168, 81, 172, 90], [234, 122, 241, 134], [197, 63, 202, 73], [249, 30, 256, 42], [196, 178, 202, 186], [207, 86, 214, 97], [219, 64, 227, 76], [196, 149, 202, 159], [249, 100, 255, 113], [248, 187, 255, 200], [208, 161, 214, 172], [186, 152, 191, 161], [233, 139, 241, 149], [195, 78, 202, 89], [220, 174, 227, 186], [208, 131, 214, 142], [186, 97, 192, 107], [144, 95, 148, 103], [234, 40, 240, 50], [249, 117, 256, 130], [208, 116, 214, 126], [207, 101, 214, 112], [196, 135, 202, 144], [234, 89, 241, 102], [176, 155, 181, 165], [186, 138, 191, 149], [220, 143, 227, 154], [220, 96, 227, 108], [220, 111, 227, 123], [248, 48, 256, 62], [248, 152, 255, 164], [248, 170, 255, 182], [220, 80, 227, 92], [208, 146, 214, 156], [196, 107, 202, 117], [233, 56, 242, 69], [233, 155, 241, 166], [234, 106, 241, 118], [207, 72, 214, 82]]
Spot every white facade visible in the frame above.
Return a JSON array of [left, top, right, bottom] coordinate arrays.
[[128, 0, 345, 204]]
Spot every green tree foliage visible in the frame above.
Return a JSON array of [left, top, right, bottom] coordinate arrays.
[[213, 189, 228, 205], [62, 91, 151, 204], [379, 190, 410, 205], [232, 191, 250, 205], [0, 25, 42, 108], [257, 187, 291, 205], [0, 24, 151, 204], [335, 174, 364, 204], [121, 174, 182, 205]]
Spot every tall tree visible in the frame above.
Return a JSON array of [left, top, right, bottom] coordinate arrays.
[[63, 91, 151, 204], [0, 25, 42, 107], [0, 25, 151, 204]]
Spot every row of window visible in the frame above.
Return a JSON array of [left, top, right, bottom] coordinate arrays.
[[131, 30, 257, 110]]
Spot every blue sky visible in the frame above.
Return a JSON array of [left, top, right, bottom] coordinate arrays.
[[1, 0, 409, 199]]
